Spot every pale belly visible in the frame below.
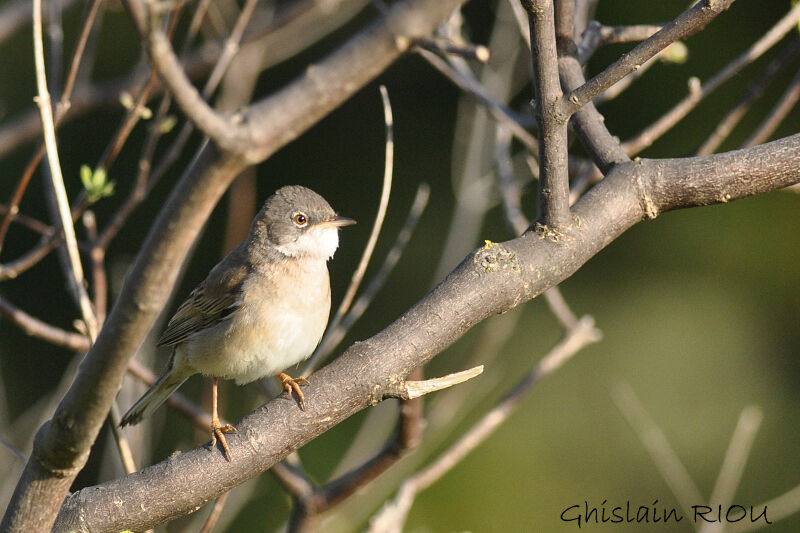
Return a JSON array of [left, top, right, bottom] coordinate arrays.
[[179, 263, 331, 383]]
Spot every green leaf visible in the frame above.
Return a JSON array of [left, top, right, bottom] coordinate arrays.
[[80, 166, 114, 203], [159, 115, 178, 134], [80, 164, 93, 190]]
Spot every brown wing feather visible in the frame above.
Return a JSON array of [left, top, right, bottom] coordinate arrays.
[[157, 245, 252, 347]]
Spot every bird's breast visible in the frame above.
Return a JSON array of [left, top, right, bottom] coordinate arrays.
[[183, 259, 331, 383]]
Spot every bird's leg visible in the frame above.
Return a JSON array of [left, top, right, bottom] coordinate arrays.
[[210, 377, 237, 461], [277, 372, 309, 410]]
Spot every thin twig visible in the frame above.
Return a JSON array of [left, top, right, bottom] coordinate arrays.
[[563, 0, 736, 116], [700, 406, 763, 533], [304, 85, 394, 372], [368, 316, 601, 533], [305, 183, 430, 373], [577, 21, 664, 63], [96, 91, 173, 251], [82, 211, 107, 326], [0, 204, 51, 236], [0, 294, 90, 351], [591, 46, 661, 104], [117, 0, 262, 233], [286, 367, 483, 531], [0, 147, 46, 254], [0, 0, 102, 254], [132, 0, 243, 153], [32, 0, 98, 340], [271, 462, 315, 500], [108, 403, 138, 475], [58, 0, 102, 115], [418, 49, 538, 154], [413, 37, 490, 62], [728, 484, 800, 533], [741, 66, 800, 148], [97, 6, 185, 174], [0, 233, 61, 282], [197, 492, 229, 533], [697, 39, 800, 156], [622, 2, 800, 156], [203, 0, 263, 97], [611, 382, 704, 518]]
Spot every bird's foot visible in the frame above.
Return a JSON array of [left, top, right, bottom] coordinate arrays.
[[277, 372, 309, 410], [210, 420, 237, 461]]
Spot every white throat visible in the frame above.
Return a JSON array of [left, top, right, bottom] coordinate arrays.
[[274, 226, 340, 260]]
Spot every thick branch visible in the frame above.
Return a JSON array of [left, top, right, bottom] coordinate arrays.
[[53, 134, 800, 532]]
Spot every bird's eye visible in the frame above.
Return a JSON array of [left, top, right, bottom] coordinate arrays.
[[292, 212, 308, 227]]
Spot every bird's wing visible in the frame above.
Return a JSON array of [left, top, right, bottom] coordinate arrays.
[[157, 249, 251, 347]]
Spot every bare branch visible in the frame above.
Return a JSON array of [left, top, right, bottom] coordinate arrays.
[[559, 54, 629, 173], [0, 0, 78, 45], [697, 39, 800, 156], [49, 133, 800, 532], [0, 294, 90, 352], [128, 0, 245, 154], [0, 0, 371, 160], [307, 85, 395, 371], [577, 22, 664, 63], [387, 366, 484, 400], [417, 49, 537, 154], [413, 37, 490, 62], [563, 0, 735, 115], [0, 234, 62, 282], [368, 315, 600, 533], [197, 492, 229, 533], [288, 370, 428, 532], [525, 0, 571, 230], [700, 406, 763, 533], [0, 203, 51, 236], [622, 2, 800, 155], [729, 484, 800, 533], [307, 183, 430, 366], [32, 0, 98, 340], [0, 0, 101, 254], [611, 382, 704, 516], [741, 66, 800, 148]]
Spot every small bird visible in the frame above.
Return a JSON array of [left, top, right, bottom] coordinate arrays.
[[120, 185, 355, 460]]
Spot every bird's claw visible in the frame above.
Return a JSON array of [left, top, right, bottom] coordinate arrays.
[[277, 372, 309, 410], [211, 422, 237, 461]]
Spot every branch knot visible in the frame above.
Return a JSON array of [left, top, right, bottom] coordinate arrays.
[[475, 241, 521, 274]]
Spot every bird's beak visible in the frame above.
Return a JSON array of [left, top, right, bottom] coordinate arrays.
[[320, 215, 356, 228]]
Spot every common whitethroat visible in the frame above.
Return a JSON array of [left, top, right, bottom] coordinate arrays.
[[120, 185, 355, 460]]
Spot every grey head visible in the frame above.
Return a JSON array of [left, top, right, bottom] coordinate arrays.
[[250, 185, 355, 260]]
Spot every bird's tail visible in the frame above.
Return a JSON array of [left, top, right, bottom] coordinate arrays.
[[120, 352, 191, 427]]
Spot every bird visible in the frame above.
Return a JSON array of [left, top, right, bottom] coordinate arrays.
[[120, 185, 355, 460]]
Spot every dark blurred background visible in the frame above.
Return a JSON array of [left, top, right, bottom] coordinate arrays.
[[1, 0, 799, 531]]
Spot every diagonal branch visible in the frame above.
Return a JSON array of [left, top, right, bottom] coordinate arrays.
[[622, 2, 800, 156], [562, 0, 735, 116], [52, 133, 800, 533]]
